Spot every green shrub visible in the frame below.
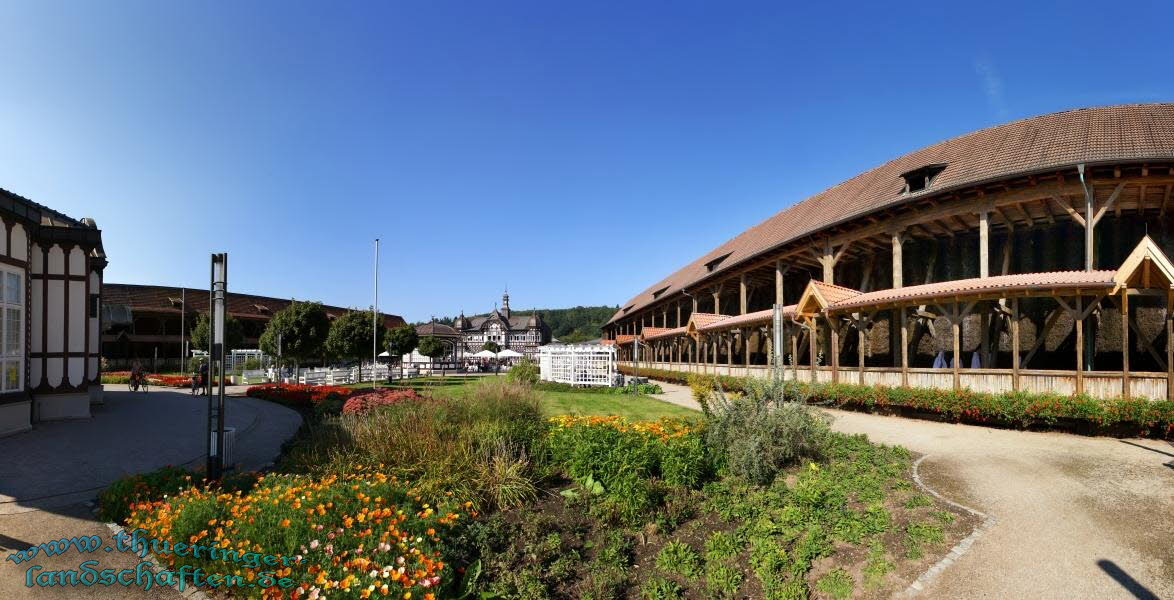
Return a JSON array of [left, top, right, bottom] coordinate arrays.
[[626, 366, 1174, 438], [534, 380, 662, 395], [656, 540, 701, 578], [705, 563, 743, 599], [815, 568, 854, 599], [98, 465, 197, 524], [508, 358, 540, 385], [704, 378, 831, 484], [641, 575, 684, 600], [704, 530, 742, 562]]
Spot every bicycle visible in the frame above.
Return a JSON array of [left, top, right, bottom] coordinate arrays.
[[129, 372, 150, 393]]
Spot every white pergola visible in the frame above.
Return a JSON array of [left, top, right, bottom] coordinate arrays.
[[539, 344, 617, 387]]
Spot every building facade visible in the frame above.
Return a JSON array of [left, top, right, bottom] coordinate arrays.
[[603, 104, 1174, 401], [452, 291, 551, 359], [0, 188, 106, 437], [101, 283, 405, 370]]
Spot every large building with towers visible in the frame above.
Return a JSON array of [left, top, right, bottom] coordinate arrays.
[[452, 290, 551, 359], [604, 104, 1174, 401], [0, 188, 106, 437]]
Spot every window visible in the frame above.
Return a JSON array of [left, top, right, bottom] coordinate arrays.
[[0, 268, 22, 393], [705, 253, 732, 273], [651, 286, 670, 299], [900, 164, 947, 194]]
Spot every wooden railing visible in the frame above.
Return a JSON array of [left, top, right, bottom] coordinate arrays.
[[621, 361, 1169, 401]]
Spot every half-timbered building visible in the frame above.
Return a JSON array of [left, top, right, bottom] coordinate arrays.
[[0, 188, 106, 437]]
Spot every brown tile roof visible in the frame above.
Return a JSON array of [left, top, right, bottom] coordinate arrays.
[[608, 104, 1174, 325], [643, 326, 686, 340], [615, 334, 637, 345], [829, 271, 1117, 311], [416, 323, 459, 337], [697, 305, 797, 332], [102, 283, 406, 328], [811, 281, 861, 305], [687, 313, 728, 329]]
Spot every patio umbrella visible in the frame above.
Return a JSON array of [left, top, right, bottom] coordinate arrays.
[[473, 349, 497, 358], [497, 349, 523, 359]]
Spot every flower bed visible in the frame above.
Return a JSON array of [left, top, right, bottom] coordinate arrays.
[[146, 374, 195, 387], [126, 470, 473, 599], [341, 389, 421, 414], [245, 383, 357, 410], [621, 365, 1174, 438]]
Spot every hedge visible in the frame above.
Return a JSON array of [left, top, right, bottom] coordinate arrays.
[[619, 365, 1174, 438]]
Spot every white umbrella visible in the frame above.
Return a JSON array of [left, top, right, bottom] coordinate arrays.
[[378, 351, 391, 357], [497, 349, 523, 358], [473, 349, 497, 358]]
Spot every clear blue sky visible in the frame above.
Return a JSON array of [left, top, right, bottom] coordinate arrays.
[[0, 1, 1170, 322]]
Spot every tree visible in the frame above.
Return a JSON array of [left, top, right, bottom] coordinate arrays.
[[482, 341, 501, 353], [418, 336, 447, 361], [325, 308, 386, 364], [189, 312, 245, 355], [259, 301, 330, 368], [418, 336, 448, 378], [385, 325, 419, 379]]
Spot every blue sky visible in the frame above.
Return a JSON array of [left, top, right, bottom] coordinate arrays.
[[0, 1, 1170, 322]]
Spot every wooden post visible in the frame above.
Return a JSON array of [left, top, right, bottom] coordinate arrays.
[[980, 310, 990, 368], [775, 259, 785, 306], [830, 317, 840, 383], [740, 273, 748, 315], [808, 317, 817, 383], [1121, 287, 1130, 400], [1167, 289, 1173, 402], [1011, 298, 1020, 391], [692, 295, 698, 313], [978, 209, 990, 278], [1075, 297, 1084, 395], [952, 304, 961, 391], [726, 332, 733, 376], [744, 329, 751, 368], [900, 307, 909, 387], [713, 288, 721, 315], [1083, 168, 1094, 271], [676, 301, 682, 328], [823, 238, 835, 283], [891, 231, 904, 288], [857, 317, 865, 385]]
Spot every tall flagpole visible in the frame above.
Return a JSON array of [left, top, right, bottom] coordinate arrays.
[[373, 238, 380, 383]]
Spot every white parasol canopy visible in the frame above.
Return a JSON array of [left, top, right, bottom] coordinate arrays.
[[497, 349, 523, 358], [472, 349, 497, 358], [378, 351, 391, 357]]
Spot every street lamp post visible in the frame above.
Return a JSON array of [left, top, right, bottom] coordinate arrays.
[[373, 238, 380, 384]]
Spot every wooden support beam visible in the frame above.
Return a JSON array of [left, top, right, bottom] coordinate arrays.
[[1076, 297, 1084, 395], [1161, 184, 1172, 218], [934, 219, 957, 237], [1022, 308, 1062, 367], [1091, 182, 1125, 227], [1037, 199, 1055, 224], [775, 259, 787, 306], [1053, 195, 1085, 227], [808, 318, 817, 383], [739, 273, 748, 315], [900, 308, 909, 386], [1121, 287, 1130, 400], [858, 317, 866, 385], [952, 303, 961, 391], [1011, 298, 1020, 391], [892, 230, 905, 288], [792, 326, 799, 381], [1168, 290, 1173, 402], [1138, 184, 1147, 215], [979, 209, 990, 278], [830, 317, 840, 383]]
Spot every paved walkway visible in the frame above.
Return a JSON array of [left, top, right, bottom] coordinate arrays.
[[0, 386, 301, 598], [649, 381, 1173, 599]]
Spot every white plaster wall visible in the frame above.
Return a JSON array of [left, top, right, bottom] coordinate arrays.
[[68, 357, 83, 387], [68, 280, 84, 352], [30, 278, 42, 353], [87, 356, 98, 380], [68, 247, 84, 275], [36, 393, 88, 420], [30, 359, 41, 390], [89, 271, 100, 355], [47, 244, 63, 274], [46, 357, 62, 387], [30, 243, 41, 274], [10, 224, 26, 262], [46, 280, 63, 353], [0, 224, 8, 257]]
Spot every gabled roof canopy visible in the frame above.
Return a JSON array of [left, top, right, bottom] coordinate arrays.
[[1114, 236, 1174, 290]]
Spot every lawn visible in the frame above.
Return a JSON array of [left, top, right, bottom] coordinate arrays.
[[348, 376, 697, 420]]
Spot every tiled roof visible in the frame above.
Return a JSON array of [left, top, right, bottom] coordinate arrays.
[[643, 326, 686, 340], [698, 305, 797, 332], [609, 104, 1174, 325], [102, 283, 406, 328], [416, 323, 459, 337], [687, 313, 728, 329], [829, 271, 1117, 311], [615, 334, 637, 345], [811, 281, 862, 305]]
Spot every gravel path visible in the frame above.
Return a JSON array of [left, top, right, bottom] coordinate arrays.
[[649, 381, 1173, 598]]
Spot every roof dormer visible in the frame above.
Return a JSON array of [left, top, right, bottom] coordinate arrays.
[[900, 164, 947, 194]]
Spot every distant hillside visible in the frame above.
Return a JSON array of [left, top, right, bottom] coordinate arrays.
[[413, 305, 618, 343]]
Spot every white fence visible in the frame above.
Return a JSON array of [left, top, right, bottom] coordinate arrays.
[[540, 344, 616, 387]]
